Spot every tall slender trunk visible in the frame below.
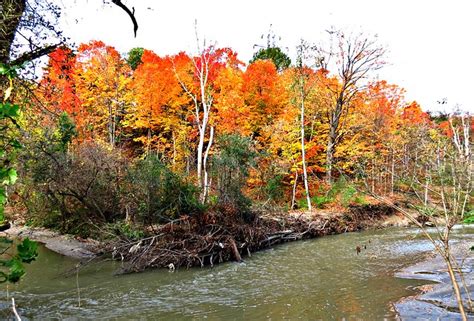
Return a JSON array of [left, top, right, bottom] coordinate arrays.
[[424, 169, 430, 207], [291, 169, 298, 210], [326, 109, 340, 184], [196, 126, 205, 189], [108, 103, 115, 147], [186, 155, 190, 176], [202, 126, 214, 203], [146, 127, 151, 156], [326, 130, 335, 184], [172, 131, 176, 169], [391, 148, 395, 195], [300, 87, 311, 211], [174, 43, 214, 204]]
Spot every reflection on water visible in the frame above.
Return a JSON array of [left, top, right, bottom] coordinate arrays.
[[1, 226, 472, 320]]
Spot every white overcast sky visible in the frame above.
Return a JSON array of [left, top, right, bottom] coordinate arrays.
[[56, 0, 473, 113]]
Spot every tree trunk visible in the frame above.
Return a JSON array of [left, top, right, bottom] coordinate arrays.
[[424, 171, 429, 207], [172, 131, 176, 169], [391, 148, 395, 195], [291, 169, 298, 210], [300, 92, 311, 211], [108, 103, 115, 147], [326, 102, 340, 184], [0, 0, 25, 64], [202, 126, 214, 203], [146, 127, 151, 155], [196, 125, 206, 189], [326, 130, 335, 184]]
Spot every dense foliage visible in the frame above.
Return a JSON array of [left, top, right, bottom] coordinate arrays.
[[4, 37, 471, 238]]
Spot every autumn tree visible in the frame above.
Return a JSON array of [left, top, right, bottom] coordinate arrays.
[[35, 47, 84, 132], [354, 81, 405, 194], [315, 30, 386, 182], [213, 62, 248, 136], [174, 36, 240, 201], [242, 59, 287, 142], [126, 49, 192, 166], [75, 41, 131, 146], [371, 111, 473, 320]]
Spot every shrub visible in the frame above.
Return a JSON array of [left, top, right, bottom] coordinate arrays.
[[298, 177, 364, 210], [21, 139, 127, 236], [265, 174, 285, 202], [106, 221, 145, 240], [124, 156, 203, 225], [313, 195, 333, 208], [212, 134, 256, 220]]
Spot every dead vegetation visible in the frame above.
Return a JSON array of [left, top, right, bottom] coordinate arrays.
[[107, 203, 395, 273]]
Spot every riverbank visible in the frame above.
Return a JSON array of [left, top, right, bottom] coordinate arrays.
[[394, 227, 474, 320], [2, 202, 408, 270], [0, 224, 100, 259]]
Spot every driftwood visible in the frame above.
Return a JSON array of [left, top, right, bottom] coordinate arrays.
[[229, 238, 242, 262]]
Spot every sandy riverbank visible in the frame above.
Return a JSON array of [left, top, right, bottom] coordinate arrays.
[[394, 228, 474, 320], [0, 224, 100, 259]]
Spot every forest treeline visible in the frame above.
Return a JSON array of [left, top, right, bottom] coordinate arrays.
[[8, 35, 473, 237]]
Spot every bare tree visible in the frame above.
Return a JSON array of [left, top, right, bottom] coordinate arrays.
[[294, 40, 314, 211], [174, 27, 216, 203], [368, 112, 473, 320], [316, 29, 385, 183]]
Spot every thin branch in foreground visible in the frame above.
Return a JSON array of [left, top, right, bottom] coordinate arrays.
[[12, 298, 21, 321]]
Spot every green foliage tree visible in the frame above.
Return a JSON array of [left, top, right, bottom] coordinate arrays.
[[126, 156, 203, 225], [0, 238, 38, 283], [0, 63, 38, 285], [0, 64, 21, 223], [127, 47, 144, 70], [212, 134, 256, 218], [250, 47, 291, 72]]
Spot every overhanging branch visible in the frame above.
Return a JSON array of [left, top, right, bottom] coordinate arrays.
[[111, 0, 138, 37], [10, 44, 59, 66]]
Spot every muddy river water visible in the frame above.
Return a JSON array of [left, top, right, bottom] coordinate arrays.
[[2, 226, 473, 320]]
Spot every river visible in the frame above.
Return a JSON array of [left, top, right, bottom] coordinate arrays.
[[2, 226, 472, 320]]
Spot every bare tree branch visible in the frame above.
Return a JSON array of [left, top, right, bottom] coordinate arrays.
[[10, 43, 59, 66], [111, 0, 138, 37]]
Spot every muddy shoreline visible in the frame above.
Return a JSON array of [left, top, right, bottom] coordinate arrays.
[[394, 229, 474, 320], [2, 203, 408, 265], [0, 224, 100, 259]]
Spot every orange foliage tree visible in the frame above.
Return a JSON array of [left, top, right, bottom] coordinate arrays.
[[74, 40, 131, 146], [125, 50, 191, 166]]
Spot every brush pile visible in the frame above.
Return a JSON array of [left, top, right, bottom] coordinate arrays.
[[107, 203, 394, 273]]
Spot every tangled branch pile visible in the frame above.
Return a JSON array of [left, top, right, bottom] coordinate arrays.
[[107, 203, 394, 273]]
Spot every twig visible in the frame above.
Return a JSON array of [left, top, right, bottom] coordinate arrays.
[[76, 265, 81, 307], [11, 298, 21, 321]]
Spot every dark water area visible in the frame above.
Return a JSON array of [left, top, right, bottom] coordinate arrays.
[[3, 226, 471, 320]]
